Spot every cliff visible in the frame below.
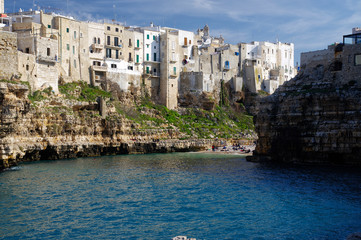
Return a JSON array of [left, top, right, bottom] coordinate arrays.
[[250, 45, 361, 165], [0, 80, 255, 170]]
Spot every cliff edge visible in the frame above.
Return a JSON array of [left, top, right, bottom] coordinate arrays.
[[250, 43, 361, 165]]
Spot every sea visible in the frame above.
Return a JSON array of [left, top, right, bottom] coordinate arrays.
[[1, 153, 361, 240]]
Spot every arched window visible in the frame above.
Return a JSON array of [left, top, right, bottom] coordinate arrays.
[[98, 38, 101, 44], [93, 37, 96, 44]]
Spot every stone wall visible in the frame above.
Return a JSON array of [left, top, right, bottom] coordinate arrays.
[[0, 31, 18, 80], [251, 43, 361, 165]]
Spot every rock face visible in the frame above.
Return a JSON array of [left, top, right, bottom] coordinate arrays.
[[0, 82, 213, 170], [250, 43, 361, 165]]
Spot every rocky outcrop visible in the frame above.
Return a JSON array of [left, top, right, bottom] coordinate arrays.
[[250, 54, 361, 165], [0, 82, 219, 170]]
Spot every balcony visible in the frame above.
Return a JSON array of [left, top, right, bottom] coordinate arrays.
[[37, 55, 57, 63], [106, 44, 122, 49], [91, 65, 107, 72], [151, 73, 160, 78], [91, 43, 104, 50], [134, 46, 141, 50], [135, 61, 141, 65], [128, 58, 133, 62], [170, 58, 177, 63], [170, 73, 177, 78], [144, 60, 160, 64]]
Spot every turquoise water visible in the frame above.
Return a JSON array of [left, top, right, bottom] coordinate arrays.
[[1, 153, 361, 239]]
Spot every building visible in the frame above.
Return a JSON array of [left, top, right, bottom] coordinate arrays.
[[240, 41, 296, 94], [0, 0, 4, 13], [301, 28, 361, 85]]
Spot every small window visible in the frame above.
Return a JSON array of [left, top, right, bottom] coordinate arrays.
[[128, 66, 133, 70], [154, 46, 156, 49], [66, 28, 69, 33], [189, 40, 191, 45], [74, 31, 77, 39], [26, 65, 29, 71], [115, 28, 119, 32], [25, 48, 30, 53], [74, 60, 77, 68], [111, 64, 117, 68], [147, 34, 150, 40], [173, 67, 176, 75], [48, 25, 51, 29], [107, 36, 111, 45], [107, 26, 111, 31], [154, 68, 157, 73], [355, 54, 361, 65], [153, 35, 156, 40], [98, 38, 101, 44], [67, 44, 70, 51], [73, 46, 75, 54], [47, 48, 50, 56], [146, 66, 150, 74], [93, 37, 97, 44]]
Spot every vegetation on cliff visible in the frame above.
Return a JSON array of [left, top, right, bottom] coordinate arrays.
[[26, 81, 255, 140]]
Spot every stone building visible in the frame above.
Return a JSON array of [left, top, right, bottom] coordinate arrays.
[[301, 28, 361, 85], [88, 22, 106, 87], [0, 0, 3, 13], [240, 41, 296, 94], [0, 31, 18, 79]]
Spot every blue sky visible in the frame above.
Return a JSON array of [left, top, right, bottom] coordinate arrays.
[[5, 0, 361, 64]]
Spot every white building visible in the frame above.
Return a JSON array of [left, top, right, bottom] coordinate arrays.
[[242, 41, 296, 94]]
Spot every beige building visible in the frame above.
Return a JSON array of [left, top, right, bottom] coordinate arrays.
[[0, 31, 18, 79], [88, 22, 106, 87], [0, 0, 4, 13]]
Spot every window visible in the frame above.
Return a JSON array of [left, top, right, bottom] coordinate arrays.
[[153, 68, 157, 73], [146, 66, 150, 74], [173, 67, 176, 75], [146, 53, 149, 61], [48, 25, 51, 29], [115, 28, 119, 32], [128, 66, 133, 70], [129, 39, 132, 47], [154, 46, 156, 49], [111, 64, 117, 68], [73, 46, 75, 54], [98, 38, 101, 44], [25, 48, 30, 53], [74, 60, 77, 68], [189, 40, 191, 45], [136, 55, 139, 63], [93, 37, 97, 44], [172, 41, 175, 50], [26, 65, 29, 71], [153, 35, 156, 40], [225, 61, 230, 69], [147, 34, 150, 40], [154, 53, 157, 61], [106, 48, 112, 58], [129, 53, 132, 61], [74, 31, 77, 39], [137, 39, 140, 48], [116, 50, 119, 59], [184, 37, 187, 46], [67, 44, 70, 51], [47, 48, 50, 56], [114, 37, 119, 46], [66, 28, 69, 33], [107, 26, 111, 31], [107, 36, 111, 45]]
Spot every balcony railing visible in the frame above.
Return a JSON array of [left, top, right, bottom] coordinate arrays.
[[91, 43, 104, 50], [37, 55, 57, 63], [91, 65, 107, 72]]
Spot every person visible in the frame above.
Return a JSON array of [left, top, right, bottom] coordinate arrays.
[[212, 145, 215, 151]]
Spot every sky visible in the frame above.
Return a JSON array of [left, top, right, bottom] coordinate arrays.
[[4, 0, 361, 64]]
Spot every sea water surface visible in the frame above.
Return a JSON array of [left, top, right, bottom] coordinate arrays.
[[1, 153, 361, 240]]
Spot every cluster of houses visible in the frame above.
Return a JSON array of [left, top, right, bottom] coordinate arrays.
[[0, 1, 297, 109]]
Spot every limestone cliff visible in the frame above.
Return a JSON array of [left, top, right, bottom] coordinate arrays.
[[250, 50, 361, 165], [0, 81, 255, 170]]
